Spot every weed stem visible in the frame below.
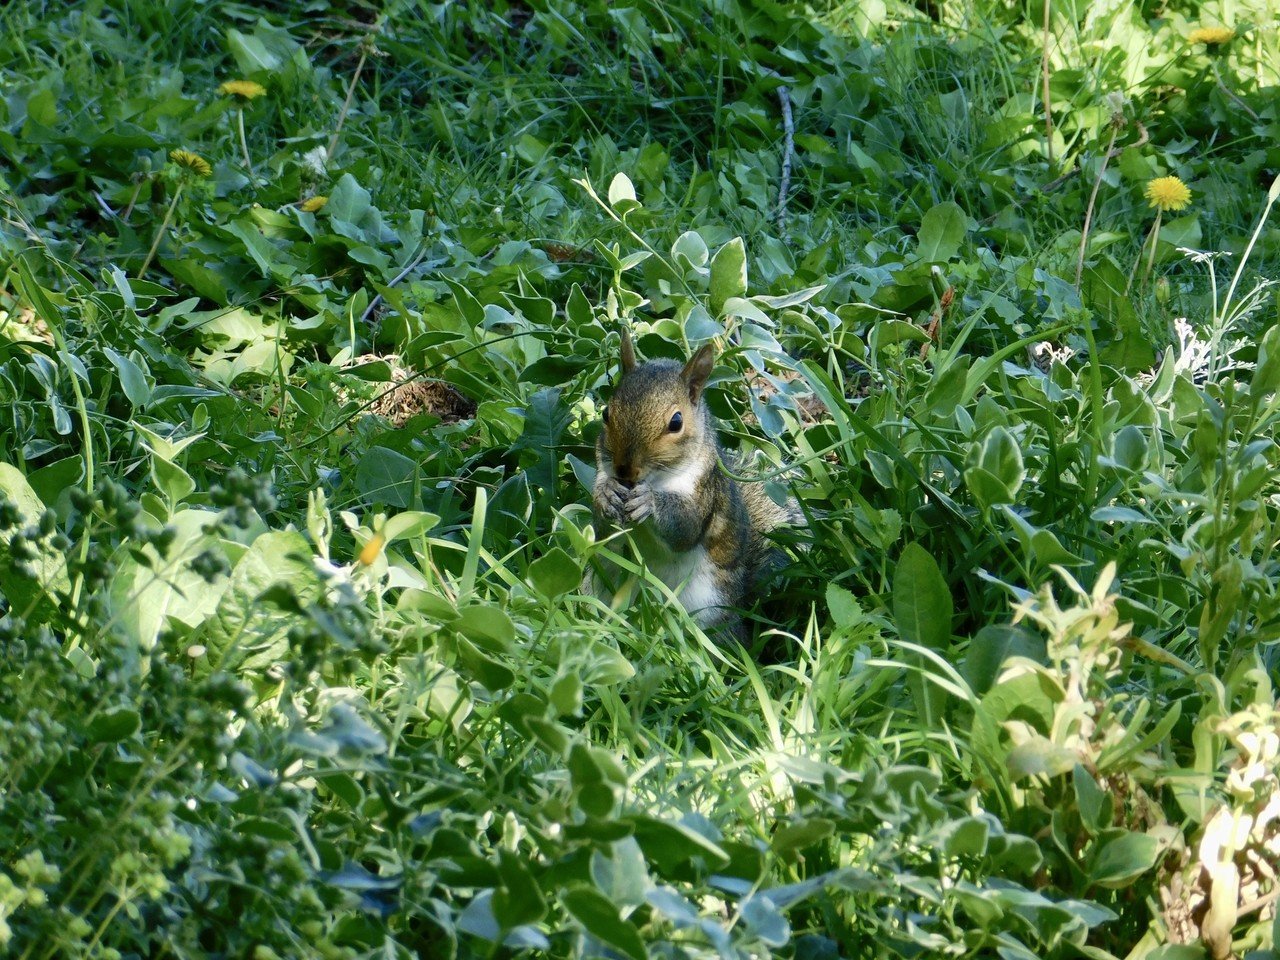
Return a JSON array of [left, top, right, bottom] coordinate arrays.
[[138, 184, 184, 278], [1040, 0, 1054, 164], [328, 42, 371, 158], [236, 107, 254, 177], [1075, 125, 1119, 289], [1212, 62, 1258, 121], [1125, 210, 1161, 295]]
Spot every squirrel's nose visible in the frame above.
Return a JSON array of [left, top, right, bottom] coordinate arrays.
[[615, 464, 637, 488]]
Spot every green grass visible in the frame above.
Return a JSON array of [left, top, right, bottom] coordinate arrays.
[[1, 0, 1279, 957]]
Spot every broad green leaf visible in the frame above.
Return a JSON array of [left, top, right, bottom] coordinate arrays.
[[456, 638, 515, 691], [628, 815, 729, 872], [355, 447, 417, 509], [590, 839, 649, 910], [27, 456, 83, 506], [709, 237, 747, 315], [224, 218, 297, 281], [457, 604, 515, 654], [607, 172, 637, 206], [1074, 764, 1109, 834], [203, 530, 321, 672], [1252, 322, 1280, 397], [109, 508, 229, 651], [721, 296, 771, 325], [323, 862, 400, 891], [383, 510, 439, 543], [742, 896, 790, 948], [315, 703, 386, 755], [671, 230, 709, 269], [1158, 213, 1200, 252], [1111, 426, 1148, 472], [0, 463, 70, 610], [550, 671, 584, 717], [974, 427, 1024, 498], [327, 173, 374, 229], [561, 887, 647, 960], [495, 850, 547, 928], [916, 202, 967, 262], [225, 21, 311, 87], [966, 428, 1024, 511], [235, 817, 296, 843], [771, 818, 835, 857], [227, 26, 286, 72], [526, 717, 571, 755], [565, 284, 594, 328], [88, 706, 141, 743], [509, 388, 570, 518], [871, 318, 930, 353], [962, 624, 1044, 695], [103, 348, 152, 407], [132, 421, 203, 462], [1089, 831, 1162, 887], [528, 547, 581, 597], [892, 542, 953, 651], [582, 641, 635, 685], [1087, 258, 1156, 372], [927, 358, 969, 415], [186, 306, 273, 349], [152, 457, 195, 506], [941, 817, 990, 857], [826, 583, 865, 630]]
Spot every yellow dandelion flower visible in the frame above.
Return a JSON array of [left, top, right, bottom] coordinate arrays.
[[1187, 26, 1235, 45], [219, 79, 268, 100], [168, 149, 212, 178], [300, 196, 328, 213], [357, 532, 385, 566], [1145, 176, 1191, 212]]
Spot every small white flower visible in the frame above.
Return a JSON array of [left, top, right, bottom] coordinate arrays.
[[1102, 91, 1129, 114], [301, 145, 328, 176]]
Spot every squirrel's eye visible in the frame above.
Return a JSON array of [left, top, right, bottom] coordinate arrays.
[[668, 411, 683, 433], [602, 406, 609, 425]]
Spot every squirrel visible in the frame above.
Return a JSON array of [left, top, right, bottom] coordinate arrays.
[[590, 328, 800, 634]]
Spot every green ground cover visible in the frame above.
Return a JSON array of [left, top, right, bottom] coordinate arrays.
[[1, 0, 1278, 957]]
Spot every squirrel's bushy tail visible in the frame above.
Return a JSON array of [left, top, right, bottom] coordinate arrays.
[[731, 449, 803, 535], [732, 451, 803, 591], [740, 482, 802, 535]]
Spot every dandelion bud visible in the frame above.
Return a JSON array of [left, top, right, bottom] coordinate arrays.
[[1154, 277, 1171, 304], [358, 532, 385, 566]]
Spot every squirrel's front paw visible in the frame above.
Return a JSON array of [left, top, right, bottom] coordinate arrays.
[[624, 482, 654, 523], [597, 477, 631, 524]]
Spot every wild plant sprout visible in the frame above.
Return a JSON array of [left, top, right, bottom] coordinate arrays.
[[138, 149, 211, 277], [218, 79, 267, 177]]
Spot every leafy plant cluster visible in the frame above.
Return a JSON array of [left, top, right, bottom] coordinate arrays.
[[1, 0, 1279, 958]]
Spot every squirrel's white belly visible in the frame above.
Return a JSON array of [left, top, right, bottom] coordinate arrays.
[[634, 525, 725, 626]]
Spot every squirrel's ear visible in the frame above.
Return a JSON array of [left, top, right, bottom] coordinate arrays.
[[682, 343, 715, 403], [619, 327, 636, 374]]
